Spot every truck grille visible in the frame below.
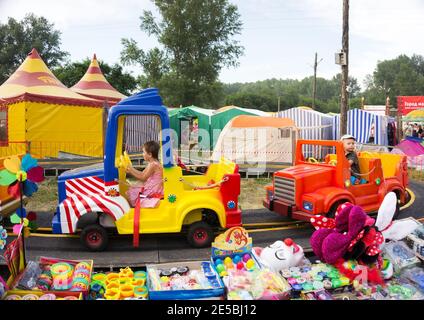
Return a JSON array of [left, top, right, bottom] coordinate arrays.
[[274, 176, 296, 205]]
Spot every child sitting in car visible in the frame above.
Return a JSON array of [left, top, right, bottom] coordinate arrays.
[[341, 134, 366, 185]]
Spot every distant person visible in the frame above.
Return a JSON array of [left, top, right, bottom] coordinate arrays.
[[404, 122, 412, 137], [412, 123, 419, 138], [368, 123, 375, 143], [418, 125, 423, 138]]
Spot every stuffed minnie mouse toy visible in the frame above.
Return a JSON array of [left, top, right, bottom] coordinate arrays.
[[310, 192, 418, 284]]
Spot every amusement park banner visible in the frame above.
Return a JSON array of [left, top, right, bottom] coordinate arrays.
[[397, 96, 424, 116]]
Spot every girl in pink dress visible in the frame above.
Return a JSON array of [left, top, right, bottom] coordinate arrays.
[[126, 141, 164, 208]]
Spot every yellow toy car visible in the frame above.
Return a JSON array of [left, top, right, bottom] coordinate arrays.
[[52, 89, 242, 251]]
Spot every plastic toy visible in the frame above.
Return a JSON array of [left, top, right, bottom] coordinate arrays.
[[383, 241, 420, 272], [253, 238, 305, 273], [89, 282, 105, 300], [39, 293, 56, 300], [104, 288, 120, 300], [211, 227, 252, 258], [134, 285, 148, 299], [52, 89, 241, 251], [0, 225, 7, 250], [264, 139, 408, 222], [71, 262, 92, 291], [280, 263, 351, 292]]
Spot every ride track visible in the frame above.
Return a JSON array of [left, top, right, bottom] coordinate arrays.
[[4, 188, 420, 242]]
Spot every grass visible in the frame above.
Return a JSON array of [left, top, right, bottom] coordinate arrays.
[[239, 177, 272, 210], [26, 177, 58, 212], [408, 168, 424, 182]]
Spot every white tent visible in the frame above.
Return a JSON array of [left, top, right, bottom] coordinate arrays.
[[212, 115, 298, 166]]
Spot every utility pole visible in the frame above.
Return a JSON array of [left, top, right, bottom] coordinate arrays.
[[340, 0, 349, 136], [277, 96, 281, 113], [312, 52, 323, 110]]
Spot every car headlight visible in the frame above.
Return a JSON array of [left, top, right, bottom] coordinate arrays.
[[303, 201, 313, 211]]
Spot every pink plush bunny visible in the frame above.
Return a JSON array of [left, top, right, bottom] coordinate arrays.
[[310, 192, 420, 265], [310, 203, 367, 264]]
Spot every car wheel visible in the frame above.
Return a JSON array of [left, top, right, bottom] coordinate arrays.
[[81, 224, 109, 252], [187, 221, 214, 248], [327, 200, 348, 219]]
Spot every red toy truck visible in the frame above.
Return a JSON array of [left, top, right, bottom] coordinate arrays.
[[263, 140, 408, 221]]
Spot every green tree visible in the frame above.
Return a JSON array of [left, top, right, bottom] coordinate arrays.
[[121, 0, 244, 108], [0, 13, 69, 84], [225, 92, 275, 112], [364, 54, 424, 107], [53, 59, 138, 96]]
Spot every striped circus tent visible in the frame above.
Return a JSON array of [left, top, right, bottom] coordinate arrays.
[[275, 107, 333, 140], [71, 55, 161, 155], [0, 48, 104, 158], [71, 54, 126, 103], [332, 108, 390, 145]]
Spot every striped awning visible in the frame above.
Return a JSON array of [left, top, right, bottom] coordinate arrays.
[[332, 108, 390, 145], [0, 48, 103, 107], [71, 54, 126, 103], [275, 107, 333, 140]]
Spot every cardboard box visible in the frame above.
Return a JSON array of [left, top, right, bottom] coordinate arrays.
[[11, 256, 94, 298], [146, 260, 225, 300]]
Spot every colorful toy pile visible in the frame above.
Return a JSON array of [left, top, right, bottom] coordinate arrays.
[[280, 264, 351, 293], [226, 268, 291, 300], [102, 267, 148, 300], [213, 254, 257, 278]]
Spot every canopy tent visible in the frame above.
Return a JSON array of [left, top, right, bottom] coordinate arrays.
[[71, 54, 127, 104], [402, 109, 424, 122], [275, 107, 333, 141], [212, 115, 298, 166], [393, 139, 424, 157], [391, 139, 424, 170], [0, 48, 104, 158], [169, 106, 214, 150], [332, 108, 393, 146]]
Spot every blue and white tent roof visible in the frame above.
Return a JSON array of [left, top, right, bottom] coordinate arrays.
[[332, 108, 392, 146]]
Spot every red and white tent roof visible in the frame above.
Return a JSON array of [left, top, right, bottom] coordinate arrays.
[[71, 54, 126, 103]]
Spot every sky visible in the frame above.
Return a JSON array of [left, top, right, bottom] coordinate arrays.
[[1, 0, 424, 89]]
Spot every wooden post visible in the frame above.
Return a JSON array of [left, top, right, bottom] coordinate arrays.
[[340, 0, 349, 136]]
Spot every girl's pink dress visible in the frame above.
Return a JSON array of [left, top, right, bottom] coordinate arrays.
[[127, 164, 164, 208]]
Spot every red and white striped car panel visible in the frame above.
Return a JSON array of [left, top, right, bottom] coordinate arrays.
[[58, 176, 130, 233]]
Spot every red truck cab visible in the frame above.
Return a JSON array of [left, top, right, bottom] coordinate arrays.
[[263, 140, 408, 221]]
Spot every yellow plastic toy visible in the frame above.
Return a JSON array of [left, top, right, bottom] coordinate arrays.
[[115, 151, 132, 170], [119, 267, 134, 279], [104, 288, 120, 300], [119, 284, 134, 298]]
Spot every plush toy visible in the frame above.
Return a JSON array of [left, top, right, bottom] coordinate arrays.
[[310, 192, 419, 267], [253, 238, 305, 273]]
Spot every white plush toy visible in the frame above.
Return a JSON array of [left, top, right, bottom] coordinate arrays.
[[373, 192, 420, 279], [254, 238, 305, 273], [375, 192, 420, 244]]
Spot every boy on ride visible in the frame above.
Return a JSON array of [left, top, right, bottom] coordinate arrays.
[[341, 134, 366, 185]]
